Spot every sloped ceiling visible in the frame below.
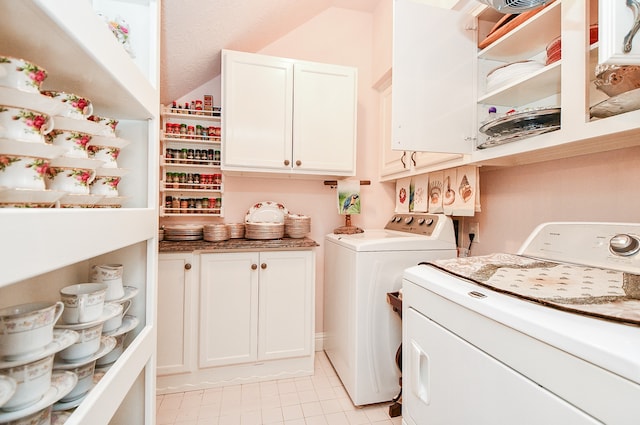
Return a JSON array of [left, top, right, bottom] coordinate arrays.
[[160, 0, 380, 104]]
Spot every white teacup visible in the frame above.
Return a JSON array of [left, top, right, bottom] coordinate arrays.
[[40, 90, 93, 120], [0, 56, 48, 93], [102, 300, 131, 334], [87, 145, 119, 168], [57, 323, 103, 361], [59, 283, 107, 324], [0, 301, 64, 360], [57, 360, 95, 403], [43, 129, 92, 158], [0, 354, 53, 411], [0, 105, 54, 143], [90, 264, 124, 301], [45, 165, 96, 194], [90, 174, 121, 197], [0, 155, 49, 190], [86, 115, 118, 137]]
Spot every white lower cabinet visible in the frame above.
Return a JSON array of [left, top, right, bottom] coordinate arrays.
[[157, 253, 195, 376], [156, 250, 315, 394]]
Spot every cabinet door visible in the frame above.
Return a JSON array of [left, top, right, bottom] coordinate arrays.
[[199, 252, 259, 367], [222, 50, 293, 171], [258, 251, 314, 361], [392, 0, 475, 154], [157, 254, 194, 376], [379, 81, 410, 178], [293, 61, 357, 175]]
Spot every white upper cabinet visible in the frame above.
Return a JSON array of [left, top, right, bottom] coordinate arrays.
[[222, 49, 357, 177], [392, 0, 640, 169]]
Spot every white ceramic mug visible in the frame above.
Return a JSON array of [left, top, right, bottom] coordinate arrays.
[[43, 129, 92, 158], [0, 105, 53, 143], [45, 165, 96, 195], [0, 155, 49, 190], [90, 264, 124, 301], [40, 90, 93, 120], [0, 56, 48, 93], [59, 283, 107, 324], [0, 301, 64, 360], [57, 323, 103, 361], [0, 354, 53, 411]]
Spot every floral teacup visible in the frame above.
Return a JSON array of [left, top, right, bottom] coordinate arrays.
[[44, 129, 92, 158], [46, 166, 96, 194], [90, 174, 121, 197], [0, 105, 53, 143], [0, 56, 47, 93], [0, 155, 49, 190], [41, 90, 93, 120], [87, 145, 120, 168], [87, 115, 118, 137]]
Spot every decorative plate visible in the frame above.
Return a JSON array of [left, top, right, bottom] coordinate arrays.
[[244, 201, 288, 223], [590, 87, 640, 118], [479, 107, 561, 138], [0, 139, 67, 158]]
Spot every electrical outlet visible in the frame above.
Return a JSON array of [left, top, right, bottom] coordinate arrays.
[[469, 221, 479, 244]]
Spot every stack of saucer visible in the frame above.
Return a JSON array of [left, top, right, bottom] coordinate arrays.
[[244, 222, 285, 240], [285, 214, 311, 239], [164, 224, 203, 241], [226, 223, 245, 239], [203, 224, 230, 242]]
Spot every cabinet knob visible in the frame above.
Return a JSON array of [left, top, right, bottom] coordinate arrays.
[[284, 159, 290, 166], [295, 160, 302, 167], [184, 263, 192, 270], [251, 264, 258, 270], [261, 263, 267, 269]]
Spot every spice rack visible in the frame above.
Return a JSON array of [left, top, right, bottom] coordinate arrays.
[[160, 104, 224, 216]]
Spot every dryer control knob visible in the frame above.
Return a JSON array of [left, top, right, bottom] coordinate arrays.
[[404, 216, 414, 224], [417, 218, 426, 225], [425, 218, 434, 226], [610, 234, 640, 256]]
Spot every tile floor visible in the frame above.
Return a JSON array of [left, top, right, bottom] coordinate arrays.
[[156, 352, 403, 425]]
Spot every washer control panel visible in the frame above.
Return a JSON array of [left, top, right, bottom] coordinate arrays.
[[385, 213, 439, 236]]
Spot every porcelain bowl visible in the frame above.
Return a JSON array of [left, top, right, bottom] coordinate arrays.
[[594, 64, 640, 97]]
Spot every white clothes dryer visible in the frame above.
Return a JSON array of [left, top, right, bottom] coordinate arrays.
[[323, 213, 457, 406]]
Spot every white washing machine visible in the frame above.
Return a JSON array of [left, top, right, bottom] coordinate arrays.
[[323, 213, 457, 406]]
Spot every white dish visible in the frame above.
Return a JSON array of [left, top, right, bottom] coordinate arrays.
[[95, 167, 128, 177], [54, 335, 116, 368], [0, 86, 62, 116], [58, 193, 104, 207], [245, 201, 288, 223], [55, 303, 121, 331], [590, 87, 640, 118], [114, 286, 139, 304], [0, 139, 66, 158], [102, 315, 138, 337], [52, 389, 86, 411], [0, 371, 77, 422], [87, 135, 130, 149], [53, 116, 111, 137], [0, 376, 17, 408], [0, 188, 64, 206], [0, 330, 78, 369]]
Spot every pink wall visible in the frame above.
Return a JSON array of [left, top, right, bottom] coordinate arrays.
[[473, 145, 640, 255]]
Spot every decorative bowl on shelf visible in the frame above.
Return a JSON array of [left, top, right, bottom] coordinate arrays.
[[478, 107, 561, 149], [594, 64, 640, 97]]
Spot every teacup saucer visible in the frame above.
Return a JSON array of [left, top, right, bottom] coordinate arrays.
[[0, 329, 78, 369], [53, 336, 116, 368], [0, 371, 77, 422], [0, 188, 64, 207], [102, 315, 139, 337], [53, 116, 112, 137], [0, 86, 62, 116], [52, 387, 87, 411], [55, 303, 121, 331], [58, 193, 104, 207], [112, 286, 139, 304], [51, 410, 72, 425], [94, 196, 128, 207], [0, 376, 17, 409], [87, 135, 130, 149]]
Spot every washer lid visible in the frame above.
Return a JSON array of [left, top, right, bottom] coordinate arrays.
[[325, 229, 456, 252]]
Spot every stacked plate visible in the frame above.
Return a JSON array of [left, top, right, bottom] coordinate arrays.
[[163, 224, 203, 241], [285, 214, 311, 239], [227, 223, 245, 239], [244, 223, 285, 240], [203, 224, 230, 242], [485, 60, 545, 93]]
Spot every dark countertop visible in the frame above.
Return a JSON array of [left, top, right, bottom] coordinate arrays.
[[159, 237, 319, 253]]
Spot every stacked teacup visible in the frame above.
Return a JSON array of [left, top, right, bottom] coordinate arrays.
[[52, 282, 118, 410], [0, 301, 78, 423], [89, 264, 139, 371]]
